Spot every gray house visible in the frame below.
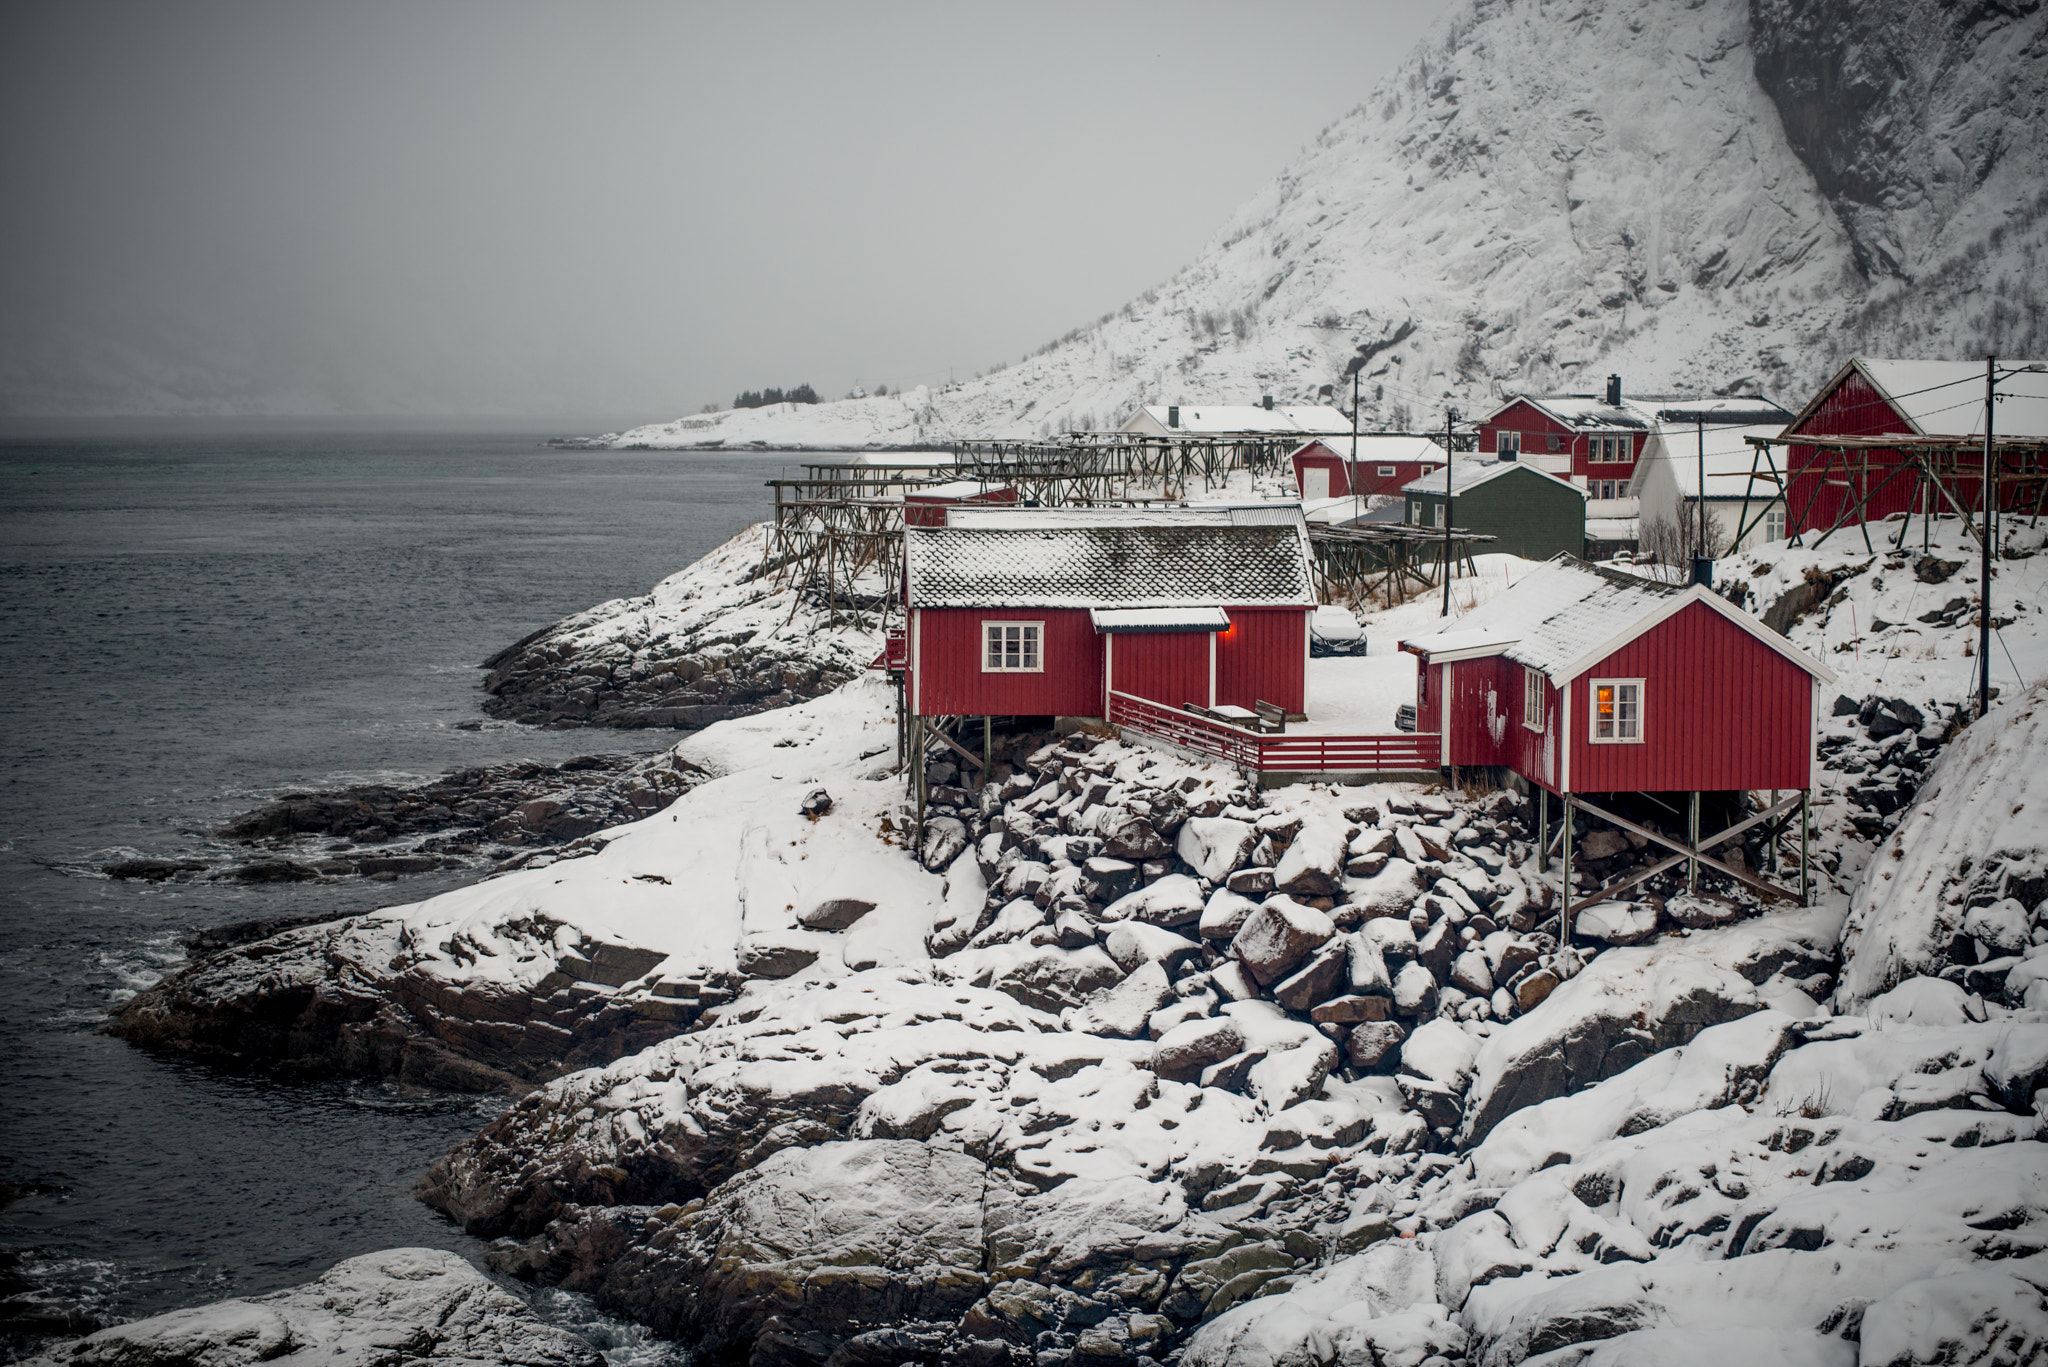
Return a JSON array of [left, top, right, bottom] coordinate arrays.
[[1402, 461, 1587, 562]]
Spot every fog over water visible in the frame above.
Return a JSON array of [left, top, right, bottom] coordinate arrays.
[[0, 2, 1437, 421]]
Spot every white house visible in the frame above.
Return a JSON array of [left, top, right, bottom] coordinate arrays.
[[1630, 422, 1790, 552]]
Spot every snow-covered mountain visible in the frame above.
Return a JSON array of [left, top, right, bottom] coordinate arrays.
[[616, 0, 2046, 449]]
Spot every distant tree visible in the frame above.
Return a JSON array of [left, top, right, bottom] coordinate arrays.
[[700, 403, 721, 413], [732, 383, 818, 409], [786, 383, 819, 404], [1637, 511, 1730, 583]]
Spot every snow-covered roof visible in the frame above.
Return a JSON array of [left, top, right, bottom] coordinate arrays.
[[1485, 393, 1790, 433], [1128, 404, 1355, 435], [1792, 359, 2048, 439], [1401, 460, 1585, 498], [1293, 434, 1448, 465], [1089, 606, 1231, 633], [946, 503, 1307, 531], [903, 480, 1011, 500], [905, 520, 1316, 610], [1640, 424, 1790, 498], [1398, 555, 1832, 686], [1585, 517, 1639, 539]]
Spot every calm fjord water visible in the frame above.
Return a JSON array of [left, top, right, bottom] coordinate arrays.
[[0, 430, 795, 1358]]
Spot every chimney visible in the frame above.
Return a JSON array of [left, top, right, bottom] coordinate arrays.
[[1262, 394, 1274, 410], [1166, 405, 1179, 429], [1605, 374, 1622, 406]]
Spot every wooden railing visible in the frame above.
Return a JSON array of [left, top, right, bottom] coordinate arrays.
[[1107, 690, 1439, 774]]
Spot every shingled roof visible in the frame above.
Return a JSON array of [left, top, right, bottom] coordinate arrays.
[[905, 521, 1315, 610]]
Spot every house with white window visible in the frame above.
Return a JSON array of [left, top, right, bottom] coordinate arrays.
[[1630, 422, 1791, 553]]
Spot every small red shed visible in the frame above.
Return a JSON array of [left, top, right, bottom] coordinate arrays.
[[1398, 556, 1833, 797], [1290, 436, 1447, 502], [902, 508, 1317, 723], [1781, 357, 2048, 534], [902, 480, 1020, 527]]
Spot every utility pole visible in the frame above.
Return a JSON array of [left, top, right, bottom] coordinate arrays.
[[1440, 406, 1458, 617], [1980, 355, 1995, 720], [1351, 368, 1361, 527], [1696, 417, 1706, 562]]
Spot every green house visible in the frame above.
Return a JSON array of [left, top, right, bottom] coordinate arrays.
[[1402, 460, 1587, 562]]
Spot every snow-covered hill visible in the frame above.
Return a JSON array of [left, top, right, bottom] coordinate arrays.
[[613, 0, 2046, 450]]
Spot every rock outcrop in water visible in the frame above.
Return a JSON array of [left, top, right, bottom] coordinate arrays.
[[480, 522, 876, 731], [22, 1247, 600, 1367]]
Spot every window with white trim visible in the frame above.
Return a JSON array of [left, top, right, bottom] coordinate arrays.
[[1590, 432, 1633, 463], [982, 621, 1042, 672], [1522, 665, 1545, 732], [1589, 678, 1643, 743], [1763, 506, 1786, 543], [1497, 430, 1521, 458], [1378, 465, 1397, 477], [1433, 502, 1445, 528]]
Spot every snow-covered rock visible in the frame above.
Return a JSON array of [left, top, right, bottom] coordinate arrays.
[[1837, 680, 2048, 1010], [25, 1248, 600, 1366]]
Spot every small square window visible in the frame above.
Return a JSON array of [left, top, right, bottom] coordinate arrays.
[[1590, 678, 1643, 743], [983, 621, 1042, 672], [1522, 666, 1545, 732]]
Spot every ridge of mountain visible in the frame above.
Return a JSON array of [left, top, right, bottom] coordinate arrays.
[[616, 0, 2046, 450]]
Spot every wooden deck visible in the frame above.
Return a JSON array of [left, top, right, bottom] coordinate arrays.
[[1107, 690, 1439, 776]]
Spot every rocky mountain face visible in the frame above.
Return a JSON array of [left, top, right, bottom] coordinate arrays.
[[619, 0, 2045, 448]]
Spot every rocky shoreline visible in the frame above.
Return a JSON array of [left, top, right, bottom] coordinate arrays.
[[69, 525, 2048, 1367], [477, 521, 876, 731]]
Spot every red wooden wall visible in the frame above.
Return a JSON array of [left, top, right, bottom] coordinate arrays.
[[1109, 633, 1210, 711], [903, 488, 1020, 527], [1779, 369, 2039, 533], [1565, 601, 1813, 792], [1430, 602, 1814, 793], [911, 608, 1103, 716], [1480, 399, 1643, 480], [1217, 609, 1306, 713]]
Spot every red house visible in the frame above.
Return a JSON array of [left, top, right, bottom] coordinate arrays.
[[1781, 357, 2048, 535], [902, 509, 1317, 724], [902, 480, 1019, 527], [1398, 556, 1832, 798], [1290, 436, 1446, 502], [1474, 378, 1650, 496]]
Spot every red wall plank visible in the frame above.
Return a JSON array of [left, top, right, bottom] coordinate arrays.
[[1111, 632, 1211, 711], [1217, 609, 1307, 713]]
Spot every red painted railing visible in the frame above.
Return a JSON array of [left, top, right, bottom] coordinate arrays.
[[869, 632, 910, 673], [1107, 690, 1439, 774]]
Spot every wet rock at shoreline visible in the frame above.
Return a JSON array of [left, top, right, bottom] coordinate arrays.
[[22, 1247, 600, 1366]]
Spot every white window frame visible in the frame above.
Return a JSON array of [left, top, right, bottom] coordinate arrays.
[[982, 620, 1043, 673], [1377, 465, 1397, 477], [1764, 506, 1786, 543], [1433, 502, 1445, 528], [1588, 677, 1644, 744], [1522, 665, 1545, 732], [1497, 430, 1521, 458]]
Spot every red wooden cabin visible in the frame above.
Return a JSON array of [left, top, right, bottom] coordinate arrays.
[[902, 480, 1019, 527], [1290, 437, 1446, 502], [901, 510, 1317, 723], [1781, 358, 2048, 535], [1475, 382, 1648, 491], [1398, 556, 1833, 797]]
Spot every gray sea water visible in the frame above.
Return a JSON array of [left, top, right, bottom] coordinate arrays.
[[0, 428, 816, 1361]]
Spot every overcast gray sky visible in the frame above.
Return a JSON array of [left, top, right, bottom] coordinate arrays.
[[0, 2, 1442, 425]]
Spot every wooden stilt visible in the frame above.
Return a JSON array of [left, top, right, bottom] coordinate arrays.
[[1536, 789, 1548, 874], [982, 715, 992, 782], [1800, 790, 1810, 907], [1561, 795, 1575, 943], [1687, 791, 1701, 894]]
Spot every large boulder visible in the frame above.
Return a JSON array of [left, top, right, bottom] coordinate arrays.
[[1178, 818, 1258, 882], [1461, 933, 1767, 1145], [1100, 875, 1207, 930], [1272, 821, 1349, 898], [536, 1141, 990, 1366], [1229, 899, 1337, 988], [1837, 681, 2048, 1009], [26, 1248, 600, 1366]]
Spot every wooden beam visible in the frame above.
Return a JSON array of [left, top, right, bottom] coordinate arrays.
[[1565, 793, 1806, 906], [1567, 851, 1691, 918]]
